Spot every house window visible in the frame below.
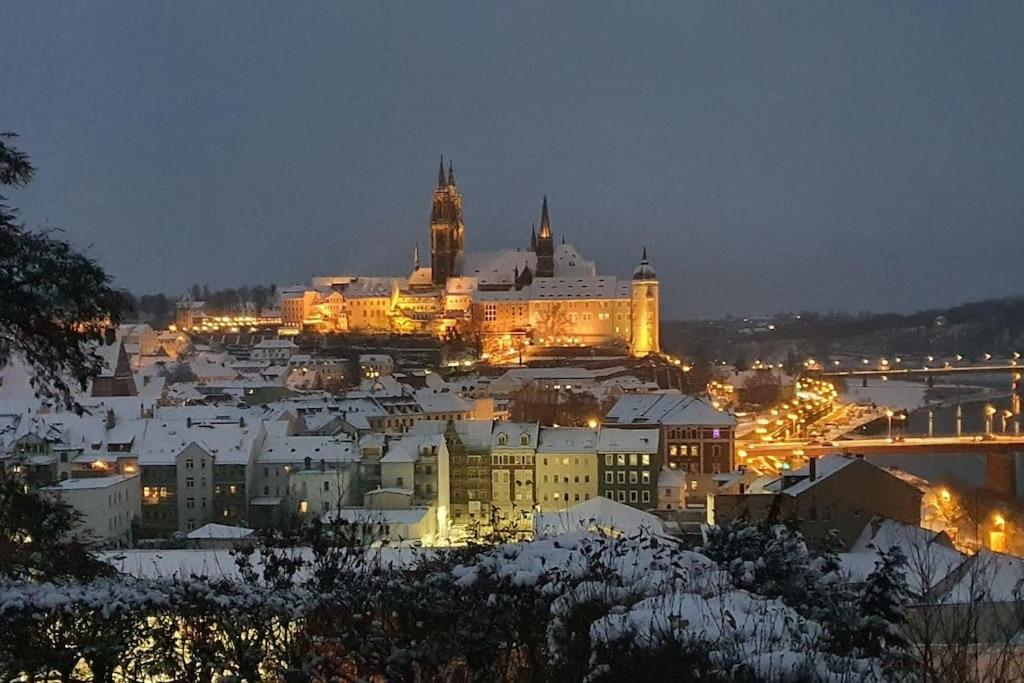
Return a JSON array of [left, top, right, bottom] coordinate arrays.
[[323, 481, 330, 492], [520, 434, 530, 446], [299, 500, 309, 514], [605, 454, 613, 466], [617, 471, 626, 484], [186, 497, 195, 510], [617, 454, 626, 466], [641, 490, 650, 503], [497, 434, 508, 446], [629, 490, 638, 503], [641, 454, 650, 466], [605, 472, 614, 484], [185, 459, 194, 469], [617, 490, 626, 502], [185, 477, 194, 488], [641, 472, 650, 484], [396, 477, 404, 487], [629, 471, 638, 484], [629, 454, 638, 466]]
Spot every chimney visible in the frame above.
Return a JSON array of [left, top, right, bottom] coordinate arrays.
[[105, 409, 116, 431], [808, 456, 817, 481]]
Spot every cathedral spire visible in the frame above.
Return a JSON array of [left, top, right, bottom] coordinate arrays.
[[413, 243, 420, 271], [437, 156, 446, 189], [530, 224, 537, 251], [535, 196, 554, 277], [447, 161, 456, 187], [539, 195, 551, 238]]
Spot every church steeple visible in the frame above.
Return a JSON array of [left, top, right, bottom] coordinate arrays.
[[530, 224, 537, 252], [429, 159, 465, 285], [539, 195, 552, 239], [413, 243, 420, 271], [535, 196, 554, 277]]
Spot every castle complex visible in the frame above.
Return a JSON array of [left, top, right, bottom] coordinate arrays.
[[281, 160, 660, 357]]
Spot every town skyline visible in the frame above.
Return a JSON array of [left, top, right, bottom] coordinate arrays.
[[4, 2, 1023, 318]]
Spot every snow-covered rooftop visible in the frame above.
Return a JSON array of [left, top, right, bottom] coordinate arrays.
[[605, 394, 736, 427], [597, 427, 659, 453]]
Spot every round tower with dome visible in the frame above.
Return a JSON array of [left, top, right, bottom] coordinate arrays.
[[630, 247, 660, 357]]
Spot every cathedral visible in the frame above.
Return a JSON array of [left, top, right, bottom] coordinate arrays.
[[282, 160, 660, 357]]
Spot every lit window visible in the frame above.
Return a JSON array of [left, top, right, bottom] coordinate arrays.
[[299, 500, 309, 514]]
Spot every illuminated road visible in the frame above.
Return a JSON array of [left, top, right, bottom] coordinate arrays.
[[821, 364, 1021, 379], [742, 434, 1024, 458]]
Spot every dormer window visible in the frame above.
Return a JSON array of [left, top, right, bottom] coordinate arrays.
[[497, 433, 508, 446], [520, 433, 530, 446]]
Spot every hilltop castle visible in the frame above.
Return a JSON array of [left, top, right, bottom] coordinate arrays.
[[281, 160, 659, 357]]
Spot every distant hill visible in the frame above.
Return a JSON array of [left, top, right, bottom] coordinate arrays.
[[663, 295, 1024, 365]]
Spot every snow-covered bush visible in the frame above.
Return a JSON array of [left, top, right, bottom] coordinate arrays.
[[0, 523, 906, 681]]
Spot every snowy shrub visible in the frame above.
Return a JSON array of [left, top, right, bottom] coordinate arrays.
[[0, 523, 907, 681]]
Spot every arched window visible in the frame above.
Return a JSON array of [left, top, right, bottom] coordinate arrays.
[[520, 433, 530, 446], [497, 433, 508, 446]]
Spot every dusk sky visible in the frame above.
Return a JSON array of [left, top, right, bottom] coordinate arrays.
[[4, 2, 1023, 319]]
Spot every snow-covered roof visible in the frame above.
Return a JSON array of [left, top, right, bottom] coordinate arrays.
[[407, 267, 433, 288], [257, 434, 357, 465], [343, 277, 395, 298], [777, 455, 860, 496], [413, 388, 471, 415], [380, 435, 444, 463], [534, 496, 665, 538], [137, 417, 261, 466], [528, 276, 629, 300], [597, 428, 659, 453], [41, 474, 136, 491], [186, 523, 255, 540], [937, 550, 1024, 605], [658, 467, 688, 488], [536, 427, 598, 453], [839, 518, 964, 596], [605, 394, 736, 427], [492, 421, 539, 449]]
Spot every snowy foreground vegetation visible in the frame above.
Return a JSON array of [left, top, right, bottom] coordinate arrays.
[[0, 505, 916, 682]]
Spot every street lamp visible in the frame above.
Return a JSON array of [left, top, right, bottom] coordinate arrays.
[[985, 405, 997, 435], [1002, 409, 1014, 434], [885, 408, 895, 439]]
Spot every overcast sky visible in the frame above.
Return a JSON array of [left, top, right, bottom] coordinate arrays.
[[4, 2, 1023, 318]]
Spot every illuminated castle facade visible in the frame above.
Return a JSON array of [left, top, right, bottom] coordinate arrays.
[[282, 160, 660, 357]]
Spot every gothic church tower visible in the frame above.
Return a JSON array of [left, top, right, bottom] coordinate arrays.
[[535, 196, 554, 278], [430, 157, 465, 286]]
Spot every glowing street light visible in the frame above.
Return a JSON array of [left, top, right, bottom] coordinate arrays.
[[885, 408, 895, 439], [985, 404, 997, 435]]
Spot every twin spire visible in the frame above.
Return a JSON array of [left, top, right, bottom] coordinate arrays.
[[437, 155, 457, 189]]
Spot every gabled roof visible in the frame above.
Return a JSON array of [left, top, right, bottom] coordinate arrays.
[[605, 394, 736, 427]]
